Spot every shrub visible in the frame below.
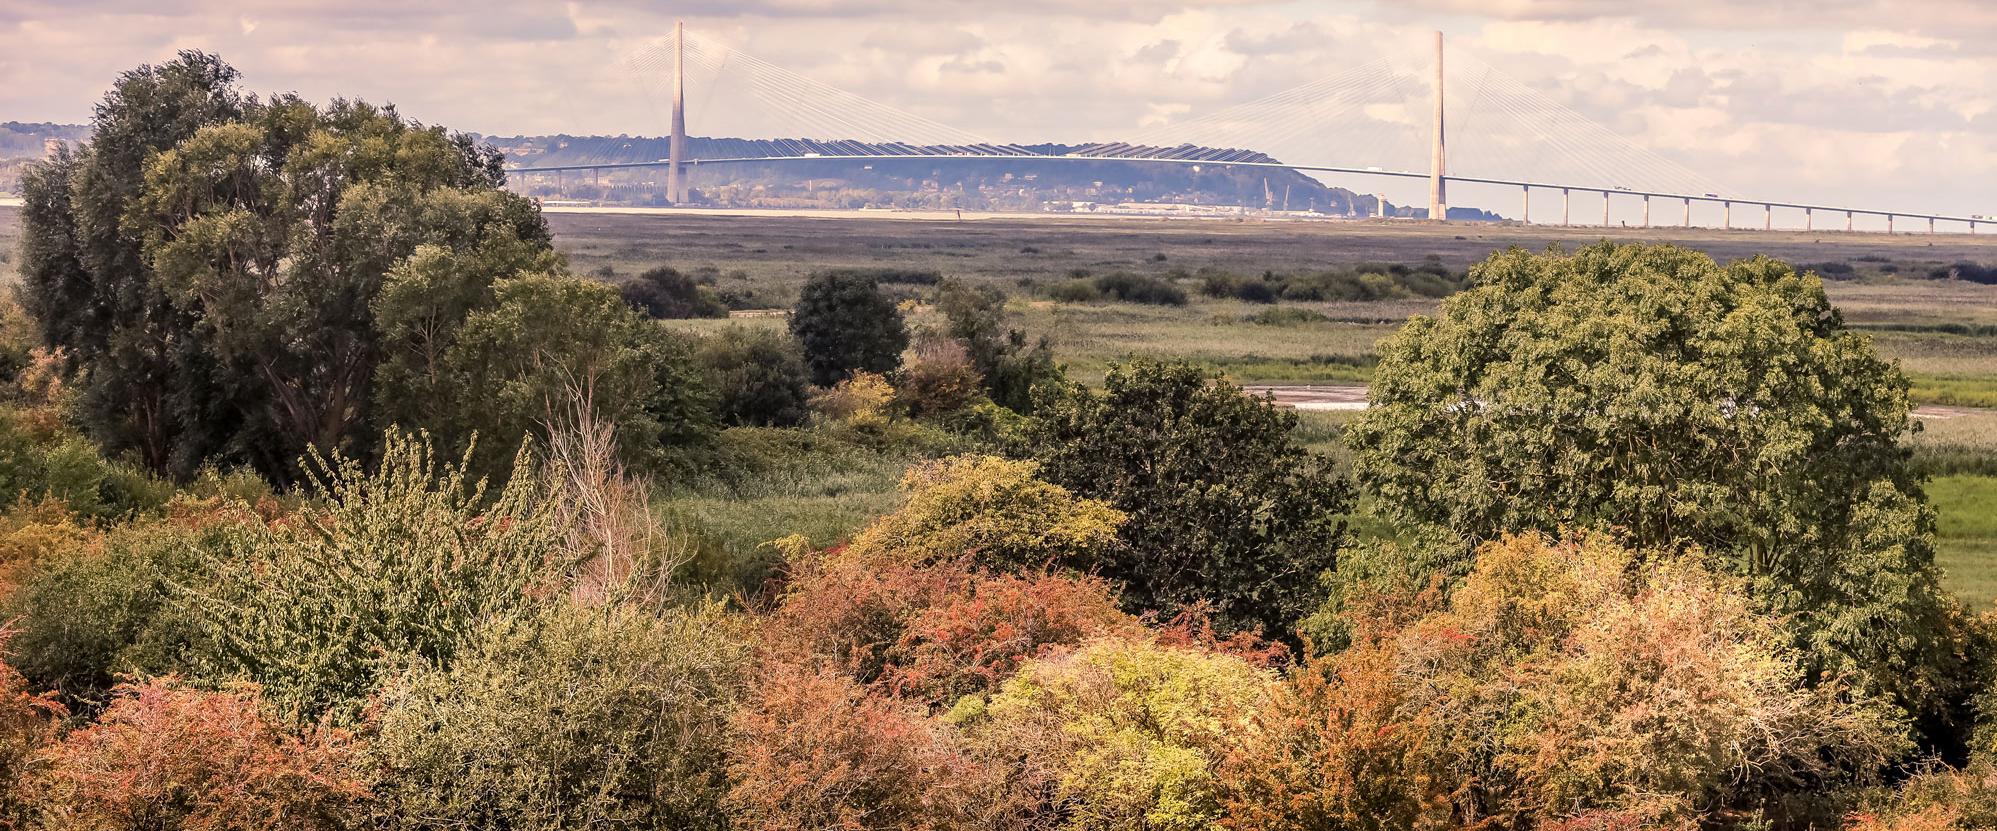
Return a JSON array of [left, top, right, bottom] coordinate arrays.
[[0, 498, 99, 599], [725, 662, 979, 831], [1244, 307, 1330, 326], [1346, 242, 1960, 736], [809, 371, 896, 431], [1222, 534, 1910, 831], [1093, 272, 1188, 305], [770, 543, 1134, 706], [694, 325, 812, 427], [369, 602, 751, 831], [180, 431, 565, 724], [934, 280, 1060, 413], [1847, 760, 1997, 830], [1046, 280, 1102, 303], [822, 267, 942, 286], [0, 409, 171, 520], [952, 637, 1271, 831], [791, 271, 909, 387], [845, 455, 1124, 572], [435, 274, 716, 477], [0, 638, 64, 825], [31, 679, 366, 831], [1, 515, 229, 707], [619, 266, 729, 319], [895, 338, 986, 418], [1028, 360, 1351, 636]]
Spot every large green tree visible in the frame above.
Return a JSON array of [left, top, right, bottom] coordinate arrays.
[[1345, 242, 1964, 736], [1027, 359, 1351, 636], [18, 52, 249, 476], [423, 275, 715, 477], [789, 271, 908, 387], [133, 95, 551, 474]]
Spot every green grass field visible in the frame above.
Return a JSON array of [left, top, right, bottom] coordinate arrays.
[[1931, 475, 1997, 607]]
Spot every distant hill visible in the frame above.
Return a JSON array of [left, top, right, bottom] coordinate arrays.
[[486, 133, 1504, 220], [0, 123, 1500, 220], [0, 122, 88, 194]]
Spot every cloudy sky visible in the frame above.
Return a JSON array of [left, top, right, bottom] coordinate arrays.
[[4, 0, 1993, 223]]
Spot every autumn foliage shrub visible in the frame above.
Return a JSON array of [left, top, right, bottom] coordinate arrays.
[[726, 662, 980, 831], [0, 638, 63, 826], [31, 679, 366, 831], [771, 542, 1135, 706], [895, 337, 986, 418], [1219, 534, 1909, 831]]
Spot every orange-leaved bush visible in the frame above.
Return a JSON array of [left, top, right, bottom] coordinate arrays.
[[1219, 533, 1908, 831], [32, 678, 367, 831], [725, 661, 980, 831], [0, 634, 64, 827], [770, 541, 1136, 707]]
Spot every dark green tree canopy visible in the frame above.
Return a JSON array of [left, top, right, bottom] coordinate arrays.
[[789, 271, 908, 387], [1027, 359, 1351, 637], [1345, 242, 1959, 725], [696, 326, 813, 428], [19, 51, 250, 476]]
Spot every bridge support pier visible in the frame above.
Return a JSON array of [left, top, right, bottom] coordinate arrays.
[[1521, 185, 1530, 224], [1847, 211, 1854, 232], [1683, 198, 1692, 227], [1888, 215, 1895, 234], [1562, 188, 1571, 226], [1764, 203, 1772, 231], [1642, 195, 1650, 228], [1723, 201, 1731, 230], [1603, 192, 1611, 227], [1805, 208, 1812, 232], [1930, 217, 1937, 234]]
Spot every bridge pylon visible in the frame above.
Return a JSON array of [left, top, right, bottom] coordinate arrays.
[[1428, 31, 1448, 222], [667, 20, 688, 205]]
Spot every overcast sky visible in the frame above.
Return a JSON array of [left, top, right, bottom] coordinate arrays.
[[3, 0, 1993, 222]]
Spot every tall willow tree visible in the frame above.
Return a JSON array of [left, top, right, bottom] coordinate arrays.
[[18, 52, 248, 476]]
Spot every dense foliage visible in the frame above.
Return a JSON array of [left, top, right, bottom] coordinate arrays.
[[1029, 360, 1352, 636], [934, 280, 1060, 413], [182, 432, 564, 724], [695, 325, 813, 427], [790, 270, 909, 387], [1224, 534, 1909, 831], [1346, 242, 1964, 736], [18, 52, 702, 481], [369, 602, 749, 830], [12, 52, 1997, 831], [619, 266, 729, 319]]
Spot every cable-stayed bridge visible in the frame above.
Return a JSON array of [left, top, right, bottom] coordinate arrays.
[[508, 24, 1986, 234]]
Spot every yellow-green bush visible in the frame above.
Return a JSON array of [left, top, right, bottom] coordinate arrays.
[[846, 455, 1124, 570], [953, 637, 1270, 831], [369, 601, 751, 831]]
